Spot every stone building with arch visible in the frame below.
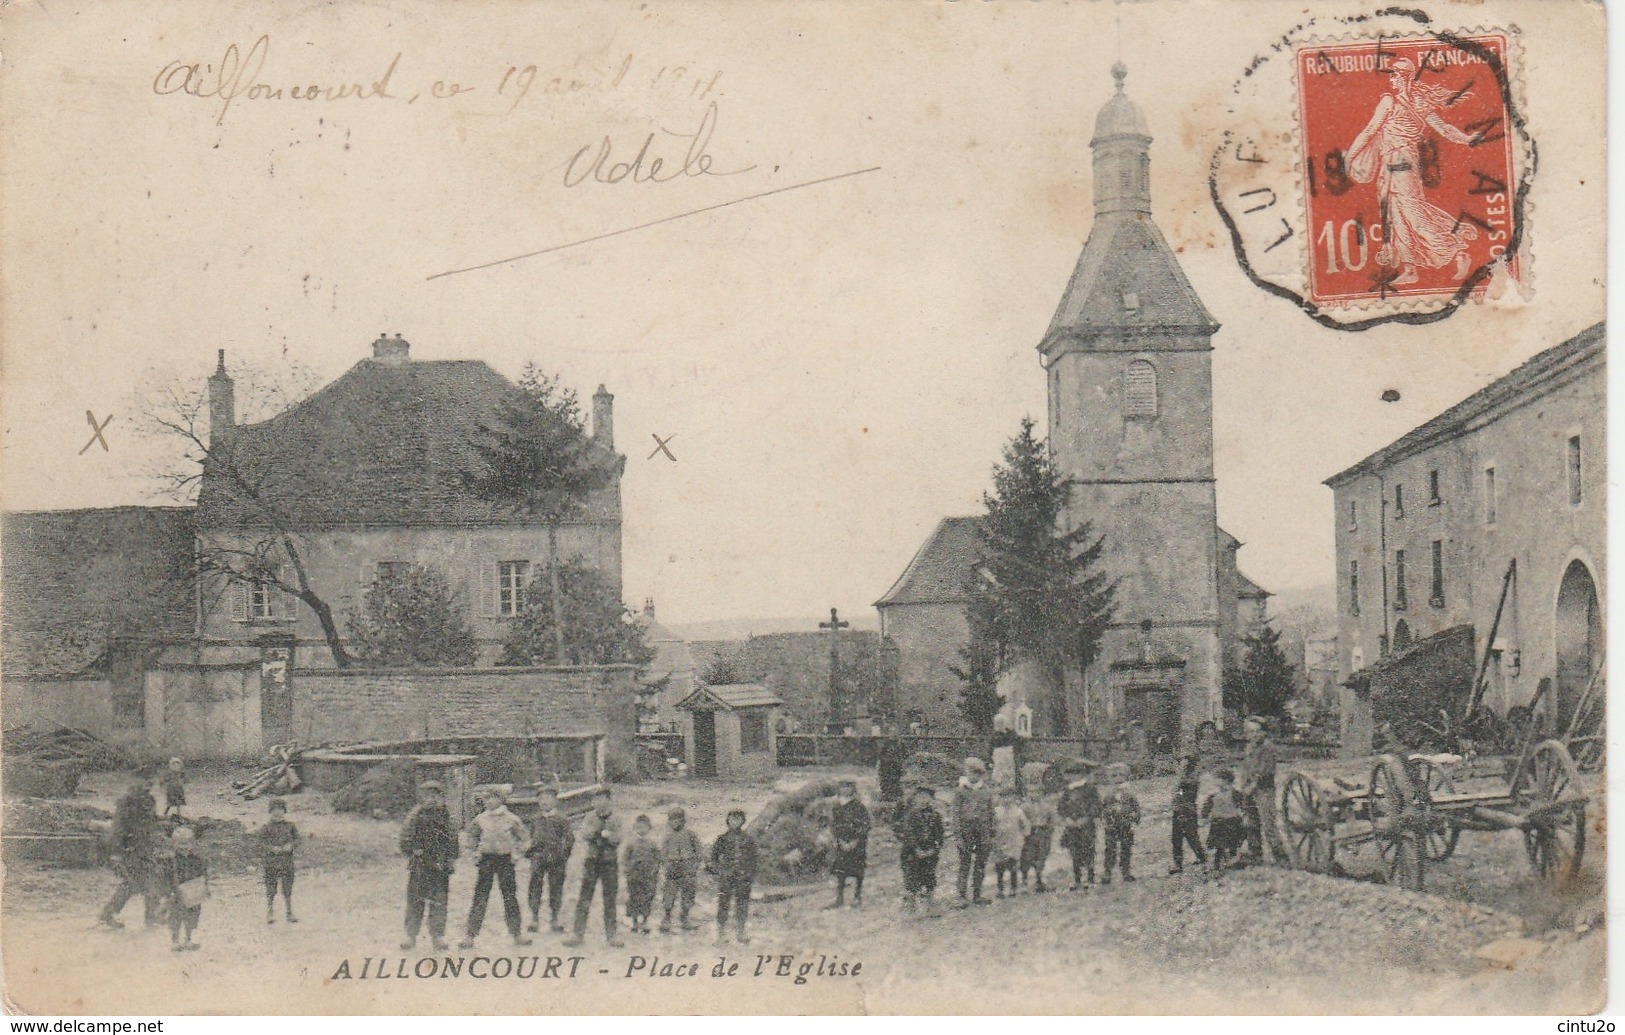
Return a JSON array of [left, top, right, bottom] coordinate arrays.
[[1326, 322, 1605, 751]]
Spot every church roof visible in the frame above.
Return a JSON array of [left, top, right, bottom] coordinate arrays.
[[874, 516, 983, 608], [1042, 216, 1218, 346], [1093, 63, 1149, 140], [196, 352, 621, 528]]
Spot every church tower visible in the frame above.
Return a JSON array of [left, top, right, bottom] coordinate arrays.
[[1040, 64, 1224, 746]]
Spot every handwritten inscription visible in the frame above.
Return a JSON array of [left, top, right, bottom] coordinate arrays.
[[152, 36, 724, 127], [563, 102, 754, 187]]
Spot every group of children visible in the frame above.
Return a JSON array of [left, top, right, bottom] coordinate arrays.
[[399, 782, 762, 952]]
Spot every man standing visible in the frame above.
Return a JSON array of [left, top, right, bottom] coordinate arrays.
[[1241, 719, 1288, 864], [99, 774, 161, 928], [399, 780, 458, 952], [458, 790, 533, 948], [564, 787, 625, 948], [954, 757, 995, 906], [1169, 755, 1207, 874]]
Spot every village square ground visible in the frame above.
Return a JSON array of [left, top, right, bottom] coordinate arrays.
[[0, 764, 1605, 1016]]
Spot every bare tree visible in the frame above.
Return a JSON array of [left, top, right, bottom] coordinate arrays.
[[132, 357, 356, 667]]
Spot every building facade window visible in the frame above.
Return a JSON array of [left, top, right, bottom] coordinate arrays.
[[1348, 499, 1358, 531], [1394, 549, 1407, 610], [1483, 466, 1497, 524], [1430, 540, 1445, 607], [498, 560, 530, 617], [1349, 560, 1360, 616], [375, 560, 414, 583], [250, 581, 276, 620], [1567, 435, 1583, 505], [1124, 360, 1157, 418], [1393, 484, 1404, 517], [1429, 469, 1442, 505]]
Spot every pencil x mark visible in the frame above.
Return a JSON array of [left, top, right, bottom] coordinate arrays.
[[80, 411, 113, 454], [648, 433, 677, 461]]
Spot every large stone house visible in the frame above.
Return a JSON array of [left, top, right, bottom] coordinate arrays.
[[195, 334, 624, 670], [1326, 322, 1604, 753]]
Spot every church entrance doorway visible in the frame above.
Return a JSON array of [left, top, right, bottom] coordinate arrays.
[[1554, 559, 1602, 733], [1125, 688, 1179, 756]]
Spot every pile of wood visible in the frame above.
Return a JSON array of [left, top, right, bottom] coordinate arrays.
[[2, 725, 131, 772], [232, 742, 304, 799]]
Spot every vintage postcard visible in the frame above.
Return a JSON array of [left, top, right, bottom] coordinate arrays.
[[0, 0, 1606, 1017]]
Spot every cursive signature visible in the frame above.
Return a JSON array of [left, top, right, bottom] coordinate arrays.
[[562, 101, 756, 187], [153, 36, 401, 126]]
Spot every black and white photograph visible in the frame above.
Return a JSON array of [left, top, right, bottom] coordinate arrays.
[[0, 0, 1607, 1016]]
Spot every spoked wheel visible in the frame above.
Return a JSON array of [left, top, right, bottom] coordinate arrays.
[[1369, 754, 1426, 891], [1408, 758, 1462, 862], [1280, 773, 1336, 873], [1515, 739, 1587, 886]]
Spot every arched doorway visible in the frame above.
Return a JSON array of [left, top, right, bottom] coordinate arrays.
[[1554, 559, 1602, 732], [1393, 620, 1413, 652]]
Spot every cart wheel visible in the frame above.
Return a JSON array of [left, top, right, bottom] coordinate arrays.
[[1409, 758, 1462, 862], [1281, 773, 1335, 873], [1515, 740, 1587, 886], [1369, 754, 1426, 892]]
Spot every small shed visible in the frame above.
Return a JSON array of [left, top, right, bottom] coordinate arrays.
[[675, 683, 783, 779]]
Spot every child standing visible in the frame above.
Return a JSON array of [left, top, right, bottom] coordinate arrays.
[[564, 788, 624, 948], [1018, 784, 1055, 892], [708, 808, 758, 946], [992, 792, 1031, 898], [525, 788, 574, 934], [1169, 755, 1207, 874], [898, 786, 945, 913], [162, 757, 187, 820], [458, 790, 533, 949], [827, 781, 871, 909], [1202, 768, 1246, 872], [260, 798, 300, 924], [1057, 775, 1102, 890], [623, 815, 660, 934], [659, 806, 703, 933], [1101, 782, 1142, 884], [163, 826, 208, 952]]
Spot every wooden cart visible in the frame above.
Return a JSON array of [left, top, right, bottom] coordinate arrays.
[[1278, 739, 1587, 892]]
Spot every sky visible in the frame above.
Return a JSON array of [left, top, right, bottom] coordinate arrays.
[[0, 0, 1606, 629]]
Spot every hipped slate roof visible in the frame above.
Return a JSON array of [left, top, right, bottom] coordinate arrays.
[[676, 683, 783, 710], [2, 506, 196, 678], [197, 357, 620, 528], [1325, 322, 1605, 487], [1042, 216, 1217, 347], [874, 516, 984, 608]]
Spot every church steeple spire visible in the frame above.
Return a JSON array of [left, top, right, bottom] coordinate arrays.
[[1091, 62, 1152, 217]]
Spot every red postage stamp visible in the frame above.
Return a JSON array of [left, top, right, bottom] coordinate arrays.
[[1295, 33, 1519, 307]]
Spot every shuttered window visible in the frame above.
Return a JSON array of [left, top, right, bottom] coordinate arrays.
[[1124, 360, 1157, 418]]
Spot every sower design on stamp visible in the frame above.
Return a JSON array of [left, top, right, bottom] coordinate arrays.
[[1297, 34, 1519, 307]]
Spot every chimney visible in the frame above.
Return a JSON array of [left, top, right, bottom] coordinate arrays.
[[372, 332, 410, 366], [592, 384, 614, 448], [207, 349, 235, 448]]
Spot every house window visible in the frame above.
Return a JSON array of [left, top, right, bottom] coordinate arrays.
[[1124, 361, 1157, 418], [375, 560, 414, 583], [1348, 560, 1360, 616], [1428, 469, 1441, 505], [1348, 499, 1358, 531], [1483, 466, 1497, 524], [498, 561, 530, 617], [739, 711, 769, 754], [1393, 484, 1404, 518], [1393, 550, 1407, 610], [1567, 435, 1583, 505], [1430, 540, 1445, 607], [250, 582, 275, 620]]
